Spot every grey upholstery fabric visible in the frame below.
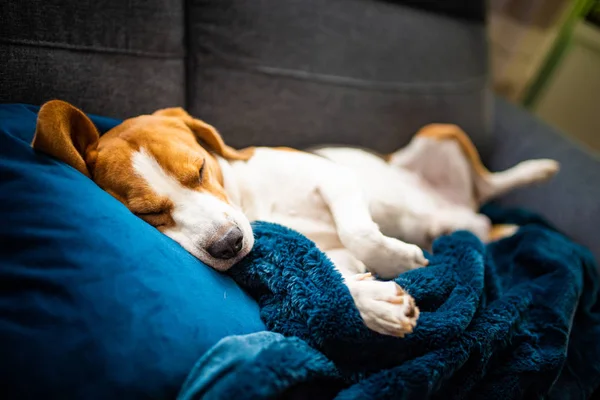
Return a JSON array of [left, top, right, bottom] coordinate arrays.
[[487, 97, 600, 261], [187, 0, 491, 152], [1, 44, 185, 118], [0, 0, 185, 118], [389, 0, 486, 22]]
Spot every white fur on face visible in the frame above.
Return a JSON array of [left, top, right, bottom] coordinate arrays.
[[131, 148, 254, 271]]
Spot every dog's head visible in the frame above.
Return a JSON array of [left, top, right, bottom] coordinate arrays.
[[32, 100, 254, 271]]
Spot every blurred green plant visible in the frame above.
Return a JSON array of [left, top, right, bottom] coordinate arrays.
[[586, 0, 600, 26], [523, 0, 597, 108]]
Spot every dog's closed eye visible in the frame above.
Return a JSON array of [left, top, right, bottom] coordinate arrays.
[[199, 161, 205, 183], [136, 210, 163, 217], [135, 210, 171, 228], [179, 159, 205, 187]]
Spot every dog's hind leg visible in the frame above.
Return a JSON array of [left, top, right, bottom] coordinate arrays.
[[474, 159, 559, 204], [317, 166, 428, 279], [326, 249, 419, 337], [388, 123, 559, 206]]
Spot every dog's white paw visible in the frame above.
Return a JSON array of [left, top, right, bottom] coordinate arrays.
[[520, 159, 560, 183], [348, 274, 419, 337], [396, 241, 429, 270], [367, 237, 428, 279]]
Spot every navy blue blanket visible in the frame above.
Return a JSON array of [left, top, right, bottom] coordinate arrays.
[[178, 207, 600, 399]]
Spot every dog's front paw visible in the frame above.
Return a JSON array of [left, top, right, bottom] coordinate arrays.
[[348, 276, 419, 337], [369, 238, 428, 279], [396, 242, 429, 270]]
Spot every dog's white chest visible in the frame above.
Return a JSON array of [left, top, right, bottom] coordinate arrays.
[[225, 149, 342, 249]]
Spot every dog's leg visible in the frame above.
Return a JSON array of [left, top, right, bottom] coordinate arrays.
[[475, 159, 559, 204], [488, 224, 519, 241], [424, 209, 492, 245], [326, 249, 419, 337], [326, 248, 368, 276], [385, 125, 558, 246], [388, 124, 559, 206], [318, 169, 428, 279]]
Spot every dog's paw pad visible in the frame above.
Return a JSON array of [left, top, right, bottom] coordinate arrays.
[[349, 280, 419, 337], [354, 272, 374, 281]]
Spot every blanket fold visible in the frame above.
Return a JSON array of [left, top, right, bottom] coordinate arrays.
[[179, 207, 600, 399]]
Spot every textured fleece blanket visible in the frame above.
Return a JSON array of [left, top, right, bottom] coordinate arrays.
[[178, 206, 600, 399]]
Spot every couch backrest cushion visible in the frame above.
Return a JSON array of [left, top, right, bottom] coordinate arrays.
[[1, 0, 490, 152], [186, 0, 490, 152], [0, 0, 186, 118]]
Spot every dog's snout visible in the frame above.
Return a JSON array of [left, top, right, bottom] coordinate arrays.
[[206, 226, 244, 260]]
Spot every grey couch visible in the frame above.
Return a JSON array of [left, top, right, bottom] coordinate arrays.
[[1, 0, 599, 261]]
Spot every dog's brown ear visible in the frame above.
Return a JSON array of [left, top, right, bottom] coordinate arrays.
[[32, 100, 100, 178], [153, 107, 253, 160]]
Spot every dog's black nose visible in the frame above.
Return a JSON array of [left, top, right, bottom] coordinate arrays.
[[207, 227, 244, 260]]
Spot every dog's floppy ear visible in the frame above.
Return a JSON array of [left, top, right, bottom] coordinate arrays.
[[32, 100, 100, 178], [153, 107, 253, 160]]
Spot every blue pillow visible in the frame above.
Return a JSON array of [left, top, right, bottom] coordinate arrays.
[[0, 104, 265, 399]]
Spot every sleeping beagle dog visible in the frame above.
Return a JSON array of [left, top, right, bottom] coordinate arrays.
[[32, 100, 559, 337]]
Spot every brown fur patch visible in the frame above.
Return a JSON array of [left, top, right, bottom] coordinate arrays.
[[415, 124, 490, 177], [274, 146, 303, 153], [32, 100, 100, 178], [32, 100, 252, 231], [92, 115, 232, 215], [152, 107, 255, 161], [489, 224, 519, 241]]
